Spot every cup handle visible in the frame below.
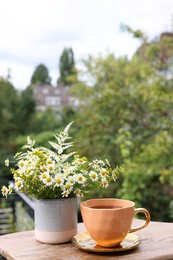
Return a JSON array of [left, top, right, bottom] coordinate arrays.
[[129, 208, 151, 233]]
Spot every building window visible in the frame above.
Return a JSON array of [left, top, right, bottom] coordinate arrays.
[[45, 97, 61, 106]]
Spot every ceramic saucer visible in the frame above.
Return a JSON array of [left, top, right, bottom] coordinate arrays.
[[71, 231, 141, 253]]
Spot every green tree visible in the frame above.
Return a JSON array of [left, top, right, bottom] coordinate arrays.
[[0, 78, 36, 151], [31, 63, 51, 85], [14, 87, 36, 134], [29, 108, 61, 134], [57, 48, 77, 85], [0, 78, 19, 148], [70, 48, 173, 221], [0, 78, 20, 194]]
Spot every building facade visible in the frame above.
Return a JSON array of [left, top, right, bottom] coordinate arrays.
[[31, 84, 79, 111]]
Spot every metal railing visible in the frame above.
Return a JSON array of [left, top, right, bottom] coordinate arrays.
[[14, 193, 34, 232], [0, 207, 14, 235], [0, 193, 34, 235]]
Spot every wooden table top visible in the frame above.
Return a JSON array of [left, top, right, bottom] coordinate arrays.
[[0, 219, 173, 259]]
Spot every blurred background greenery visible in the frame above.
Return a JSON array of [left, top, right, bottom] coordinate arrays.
[[1, 27, 173, 222]]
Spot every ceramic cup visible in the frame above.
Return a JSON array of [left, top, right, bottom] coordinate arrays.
[[80, 198, 150, 247]]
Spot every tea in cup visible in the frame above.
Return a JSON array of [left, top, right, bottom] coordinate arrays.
[[80, 198, 150, 247]]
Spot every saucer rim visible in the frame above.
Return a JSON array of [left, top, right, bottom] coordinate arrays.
[[71, 231, 141, 253]]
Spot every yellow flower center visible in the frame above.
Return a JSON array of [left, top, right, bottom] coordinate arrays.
[[56, 179, 61, 184], [46, 177, 51, 182], [65, 183, 71, 190], [19, 162, 24, 167], [49, 166, 53, 171], [16, 181, 22, 187], [27, 168, 31, 174], [42, 173, 47, 179], [2, 187, 7, 193], [47, 159, 52, 164], [101, 170, 108, 176]]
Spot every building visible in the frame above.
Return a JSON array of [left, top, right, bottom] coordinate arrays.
[[31, 84, 79, 111]]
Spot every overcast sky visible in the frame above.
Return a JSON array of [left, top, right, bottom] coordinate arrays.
[[0, 0, 172, 90]]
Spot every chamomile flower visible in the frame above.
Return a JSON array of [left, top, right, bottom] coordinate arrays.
[[18, 160, 25, 168], [26, 167, 32, 174], [5, 158, 9, 167], [76, 174, 86, 184], [46, 163, 55, 172], [40, 172, 47, 181], [47, 158, 54, 164], [15, 180, 23, 190], [68, 175, 76, 184], [43, 175, 54, 186], [101, 177, 109, 188], [54, 174, 64, 187], [101, 168, 109, 177], [63, 182, 73, 192], [62, 189, 70, 197], [1, 186, 9, 198], [40, 165, 47, 172], [74, 188, 84, 197], [89, 171, 98, 182]]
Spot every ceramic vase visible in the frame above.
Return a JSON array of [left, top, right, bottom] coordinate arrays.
[[34, 197, 77, 244]]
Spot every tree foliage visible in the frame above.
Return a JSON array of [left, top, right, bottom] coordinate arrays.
[[29, 108, 62, 134], [14, 87, 36, 135], [70, 48, 173, 221], [31, 63, 51, 85], [0, 78, 20, 150], [58, 48, 77, 85]]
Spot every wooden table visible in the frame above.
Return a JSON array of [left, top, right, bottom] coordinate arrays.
[[0, 219, 173, 259]]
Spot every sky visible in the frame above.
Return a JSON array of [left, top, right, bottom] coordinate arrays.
[[0, 0, 172, 90]]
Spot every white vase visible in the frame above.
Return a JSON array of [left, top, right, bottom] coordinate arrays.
[[34, 197, 77, 244]]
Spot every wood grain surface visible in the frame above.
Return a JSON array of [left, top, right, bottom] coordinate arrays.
[[0, 219, 173, 259]]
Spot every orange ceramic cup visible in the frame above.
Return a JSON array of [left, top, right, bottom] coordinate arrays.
[[80, 198, 150, 247]]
